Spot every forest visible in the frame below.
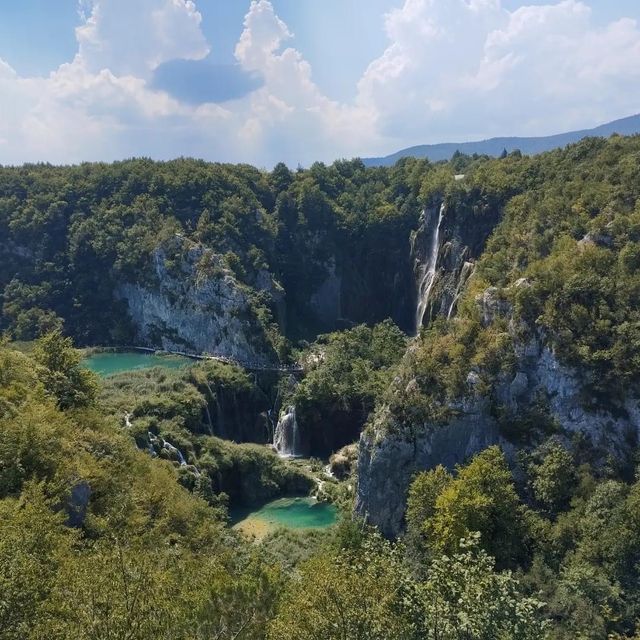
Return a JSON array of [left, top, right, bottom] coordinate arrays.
[[2, 134, 640, 638]]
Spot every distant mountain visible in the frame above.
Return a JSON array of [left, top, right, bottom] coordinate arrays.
[[362, 113, 640, 167]]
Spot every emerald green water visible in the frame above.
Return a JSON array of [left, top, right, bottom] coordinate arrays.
[[82, 351, 192, 377], [231, 497, 338, 533]]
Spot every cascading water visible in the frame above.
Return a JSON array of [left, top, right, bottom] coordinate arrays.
[[162, 439, 187, 466], [415, 202, 446, 333], [201, 380, 216, 435], [446, 261, 475, 320], [148, 431, 187, 466], [274, 406, 302, 458]]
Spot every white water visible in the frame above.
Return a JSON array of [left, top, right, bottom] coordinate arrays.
[[274, 406, 302, 458], [148, 432, 187, 466], [446, 261, 475, 320], [415, 203, 446, 333], [162, 439, 187, 466]]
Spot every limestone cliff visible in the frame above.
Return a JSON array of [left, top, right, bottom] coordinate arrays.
[[356, 286, 640, 538], [116, 235, 280, 364], [356, 402, 504, 538], [411, 191, 503, 333]]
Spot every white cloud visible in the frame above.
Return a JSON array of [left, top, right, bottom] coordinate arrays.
[[358, 0, 640, 145], [76, 0, 209, 78], [231, 0, 377, 164], [0, 0, 639, 166]]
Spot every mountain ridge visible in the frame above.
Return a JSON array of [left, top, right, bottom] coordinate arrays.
[[362, 113, 640, 167]]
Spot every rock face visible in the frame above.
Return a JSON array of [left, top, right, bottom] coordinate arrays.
[[501, 340, 640, 461], [355, 400, 504, 538], [411, 195, 503, 332], [66, 482, 92, 528], [356, 290, 640, 538], [116, 236, 279, 364]]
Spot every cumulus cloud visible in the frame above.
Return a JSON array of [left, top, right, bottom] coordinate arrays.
[[76, 0, 209, 78], [358, 0, 640, 145], [0, 0, 639, 166], [232, 0, 377, 163]]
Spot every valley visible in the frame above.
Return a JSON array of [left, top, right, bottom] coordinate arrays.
[[2, 134, 640, 638]]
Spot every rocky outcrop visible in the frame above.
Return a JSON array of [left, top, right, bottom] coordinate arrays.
[[66, 482, 92, 528], [355, 395, 505, 538], [356, 286, 640, 538], [116, 236, 279, 364], [309, 257, 342, 327], [411, 194, 503, 332], [498, 339, 640, 460]]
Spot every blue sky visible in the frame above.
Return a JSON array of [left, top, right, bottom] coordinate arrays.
[[3, 0, 639, 99], [0, 0, 639, 166]]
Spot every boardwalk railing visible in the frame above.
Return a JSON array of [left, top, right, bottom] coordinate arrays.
[[130, 346, 304, 373]]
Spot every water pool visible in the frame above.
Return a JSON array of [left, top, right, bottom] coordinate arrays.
[[231, 497, 338, 538], [82, 351, 192, 377]]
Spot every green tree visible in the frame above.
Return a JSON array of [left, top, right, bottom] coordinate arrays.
[[529, 442, 577, 515], [268, 537, 414, 640], [0, 485, 73, 640], [417, 534, 547, 640], [406, 465, 452, 563], [408, 447, 527, 568], [33, 331, 98, 410]]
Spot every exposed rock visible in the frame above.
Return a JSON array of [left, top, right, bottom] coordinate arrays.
[[355, 404, 505, 538], [66, 482, 91, 528], [578, 232, 614, 249], [509, 372, 529, 401], [411, 195, 503, 330], [476, 287, 512, 327], [309, 257, 342, 327], [503, 341, 640, 460], [116, 236, 278, 364], [356, 288, 640, 538]]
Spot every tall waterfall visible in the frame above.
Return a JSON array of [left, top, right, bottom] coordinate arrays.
[[415, 202, 446, 333], [274, 406, 302, 458]]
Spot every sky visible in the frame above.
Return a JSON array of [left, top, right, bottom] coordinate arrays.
[[0, 0, 639, 167]]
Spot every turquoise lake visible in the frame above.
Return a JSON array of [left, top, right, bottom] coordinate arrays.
[[231, 497, 338, 537], [82, 351, 192, 377]]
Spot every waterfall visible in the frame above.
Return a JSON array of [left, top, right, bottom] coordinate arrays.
[[446, 261, 475, 320], [202, 380, 216, 435], [148, 432, 187, 466], [146, 432, 199, 473], [274, 406, 302, 458], [415, 202, 446, 333], [162, 439, 187, 466]]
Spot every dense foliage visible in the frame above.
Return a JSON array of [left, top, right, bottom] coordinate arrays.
[[0, 157, 428, 345], [368, 135, 640, 445], [3, 134, 640, 638], [407, 444, 640, 639], [1, 339, 557, 639], [96, 360, 313, 507], [290, 320, 407, 454]]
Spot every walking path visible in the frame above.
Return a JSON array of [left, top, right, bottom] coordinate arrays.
[[130, 346, 304, 373]]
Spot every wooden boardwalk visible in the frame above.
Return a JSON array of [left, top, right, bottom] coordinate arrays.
[[130, 346, 304, 373]]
